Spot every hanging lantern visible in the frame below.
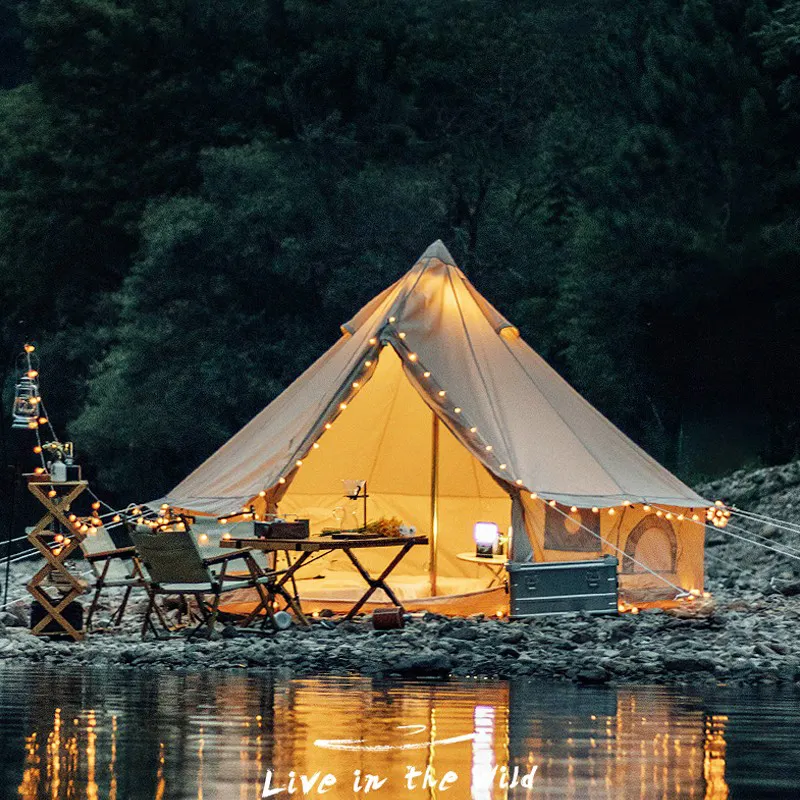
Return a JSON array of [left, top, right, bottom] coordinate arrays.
[[11, 374, 40, 429]]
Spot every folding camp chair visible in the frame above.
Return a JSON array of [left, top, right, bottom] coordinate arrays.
[[129, 524, 293, 639], [80, 525, 157, 631]]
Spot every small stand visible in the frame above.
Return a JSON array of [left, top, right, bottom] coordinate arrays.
[[345, 480, 369, 531], [25, 478, 88, 641]]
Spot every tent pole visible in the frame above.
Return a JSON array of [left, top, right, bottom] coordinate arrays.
[[430, 414, 439, 596]]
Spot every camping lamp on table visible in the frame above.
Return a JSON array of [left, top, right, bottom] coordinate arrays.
[[474, 521, 500, 558]]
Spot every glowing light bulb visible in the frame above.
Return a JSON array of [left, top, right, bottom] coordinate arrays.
[[408, 353, 417, 362], [592, 507, 599, 513], [278, 478, 286, 484], [438, 390, 446, 397], [93, 502, 101, 510], [112, 515, 121, 523], [548, 499, 557, 507], [27, 369, 38, 379], [530, 492, 538, 500], [352, 381, 360, 389], [516, 479, 523, 486], [499, 463, 507, 469], [643, 505, 651, 512], [398, 332, 406, 339], [339, 402, 347, 410], [220, 518, 228, 524], [38, 417, 47, 425], [222, 532, 231, 541], [199, 533, 209, 543], [324, 422, 332, 430], [570, 506, 578, 513], [454, 407, 462, 413], [24, 344, 35, 353], [423, 371, 431, 378], [259, 490, 267, 497], [368, 338, 377, 345], [485, 444, 493, 451], [313, 442, 320, 449], [48, 489, 56, 498], [608, 508, 616, 516], [388, 316, 396, 323], [33, 445, 42, 454], [365, 360, 372, 367], [470, 426, 477, 433], [34, 466, 44, 475]]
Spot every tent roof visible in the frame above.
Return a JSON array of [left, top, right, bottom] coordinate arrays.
[[158, 241, 708, 514]]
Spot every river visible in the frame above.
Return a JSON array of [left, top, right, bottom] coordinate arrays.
[[0, 665, 798, 798]]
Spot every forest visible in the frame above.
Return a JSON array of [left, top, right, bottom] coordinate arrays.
[[1, 0, 799, 504]]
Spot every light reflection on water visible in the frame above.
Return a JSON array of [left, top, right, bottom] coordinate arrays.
[[0, 665, 798, 799]]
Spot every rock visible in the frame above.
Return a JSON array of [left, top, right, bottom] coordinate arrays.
[[663, 655, 715, 672], [0, 611, 24, 628], [576, 666, 609, 684], [443, 626, 479, 641], [393, 652, 452, 678], [778, 581, 800, 597]]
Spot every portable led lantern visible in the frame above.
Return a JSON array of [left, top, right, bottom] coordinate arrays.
[[474, 521, 499, 558]]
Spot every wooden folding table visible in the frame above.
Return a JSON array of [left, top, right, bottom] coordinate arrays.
[[220, 534, 428, 621]]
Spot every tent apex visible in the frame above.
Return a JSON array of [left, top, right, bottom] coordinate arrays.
[[420, 239, 456, 266]]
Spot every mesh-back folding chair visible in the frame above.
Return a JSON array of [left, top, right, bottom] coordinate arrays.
[[80, 525, 153, 631], [130, 524, 300, 639]]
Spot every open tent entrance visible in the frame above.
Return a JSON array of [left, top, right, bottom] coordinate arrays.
[[278, 345, 510, 607]]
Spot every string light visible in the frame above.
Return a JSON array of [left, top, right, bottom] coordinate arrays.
[[364, 360, 372, 367], [530, 492, 538, 500], [408, 353, 418, 362], [608, 508, 616, 516], [23, 344, 35, 354], [423, 371, 431, 378], [368, 338, 377, 345], [278, 477, 286, 484], [706, 501, 731, 528], [438, 390, 446, 397], [339, 402, 347, 410], [33, 445, 42, 454], [388, 316, 396, 323], [258, 490, 267, 497], [469, 426, 477, 433], [352, 381, 360, 389], [516, 479, 523, 486], [398, 332, 406, 340], [454, 407, 462, 413], [312, 442, 320, 449], [324, 423, 332, 430]]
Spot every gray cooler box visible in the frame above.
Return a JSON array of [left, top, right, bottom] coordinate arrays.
[[506, 556, 618, 618]]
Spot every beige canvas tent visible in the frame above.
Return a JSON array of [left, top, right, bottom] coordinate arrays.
[[157, 241, 709, 612]]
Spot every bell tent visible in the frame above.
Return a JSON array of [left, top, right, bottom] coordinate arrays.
[[158, 241, 709, 613]]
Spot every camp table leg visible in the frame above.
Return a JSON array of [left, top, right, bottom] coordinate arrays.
[[240, 551, 312, 629], [342, 541, 414, 620]]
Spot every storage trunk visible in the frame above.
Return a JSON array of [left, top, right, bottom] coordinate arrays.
[[506, 556, 618, 618]]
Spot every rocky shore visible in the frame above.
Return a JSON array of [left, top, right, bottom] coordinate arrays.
[[2, 461, 800, 687]]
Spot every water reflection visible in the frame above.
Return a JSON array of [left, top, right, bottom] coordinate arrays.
[[0, 666, 797, 799]]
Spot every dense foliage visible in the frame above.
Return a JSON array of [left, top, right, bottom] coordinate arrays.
[[1, 0, 799, 501]]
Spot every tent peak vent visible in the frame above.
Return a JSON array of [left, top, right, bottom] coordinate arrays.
[[420, 240, 456, 266]]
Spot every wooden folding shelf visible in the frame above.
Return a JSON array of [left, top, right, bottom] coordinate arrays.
[[25, 479, 89, 641]]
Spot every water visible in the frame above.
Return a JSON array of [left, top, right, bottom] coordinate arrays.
[[0, 665, 798, 799]]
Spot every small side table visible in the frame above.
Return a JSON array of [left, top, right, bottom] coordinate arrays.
[[456, 552, 508, 588], [25, 479, 89, 641]]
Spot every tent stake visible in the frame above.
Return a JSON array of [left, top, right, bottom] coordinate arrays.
[[430, 414, 439, 596]]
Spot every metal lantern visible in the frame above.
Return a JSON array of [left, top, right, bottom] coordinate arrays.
[[11, 374, 40, 429]]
